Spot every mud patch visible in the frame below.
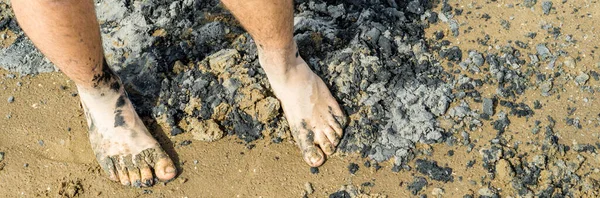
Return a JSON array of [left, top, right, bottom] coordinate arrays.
[[58, 179, 83, 198]]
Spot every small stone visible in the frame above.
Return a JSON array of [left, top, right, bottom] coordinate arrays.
[[23, 163, 28, 168], [564, 57, 577, 68], [348, 163, 359, 174], [432, 188, 445, 196], [255, 97, 280, 122], [189, 119, 224, 142], [575, 72, 589, 85], [193, 160, 199, 164], [310, 167, 319, 174], [536, 44, 551, 60], [499, 19, 510, 30], [482, 98, 494, 117], [304, 182, 314, 194], [495, 159, 514, 184], [478, 187, 495, 196], [0, 152, 4, 162], [38, 140, 44, 146], [523, 0, 537, 8], [469, 51, 485, 67], [7, 96, 14, 103], [208, 49, 240, 74], [540, 81, 552, 96], [542, 1, 553, 15], [174, 177, 185, 185]]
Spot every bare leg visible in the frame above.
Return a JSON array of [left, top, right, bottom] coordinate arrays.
[[222, 0, 347, 167], [11, 0, 176, 187]]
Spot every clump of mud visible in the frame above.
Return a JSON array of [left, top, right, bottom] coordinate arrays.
[[58, 179, 83, 198], [0, 0, 450, 167]]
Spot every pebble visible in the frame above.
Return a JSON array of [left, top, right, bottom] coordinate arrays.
[[7, 96, 14, 103], [523, 0, 537, 8], [348, 163, 359, 174], [304, 182, 314, 194], [575, 72, 589, 85], [563, 57, 576, 68], [431, 188, 445, 196], [536, 44, 551, 60], [478, 187, 495, 196], [482, 98, 494, 117], [542, 1, 553, 15], [310, 167, 319, 174], [0, 152, 4, 162], [540, 81, 552, 96]]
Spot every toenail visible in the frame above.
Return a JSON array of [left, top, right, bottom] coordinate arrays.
[[165, 166, 176, 173]]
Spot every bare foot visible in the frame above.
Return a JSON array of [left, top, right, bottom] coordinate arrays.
[[78, 63, 176, 187], [258, 43, 347, 167]]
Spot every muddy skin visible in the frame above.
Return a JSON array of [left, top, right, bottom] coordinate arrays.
[[91, 59, 118, 89], [114, 110, 126, 127], [328, 106, 348, 129], [116, 95, 126, 108], [80, 61, 177, 187]]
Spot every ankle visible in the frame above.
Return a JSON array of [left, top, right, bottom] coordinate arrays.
[[257, 41, 301, 78]]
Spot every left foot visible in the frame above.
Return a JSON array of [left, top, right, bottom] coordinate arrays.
[[258, 42, 347, 167]]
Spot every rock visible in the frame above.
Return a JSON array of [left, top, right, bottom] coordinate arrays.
[[482, 98, 495, 117], [495, 159, 514, 184], [0, 152, 4, 162], [469, 51, 485, 67], [408, 176, 428, 195], [7, 96, 14, 103], [542, 1, 553, 15], [415, 159, 453, 182], [58, 180, 83, 198], [254, 97, 280, 122], [189, 119, 224, 142], [523, 0, 537, 8], [431, 188, 445, 197], [478, 187, 496, 197], [532, 155, 547, 167], [208, 49, 240, 74], [575, 72, 589, 85], [540, 81, 552, 96], [536, 44, 551, 60], [304, 182, 314, 194], [310, 167, 319, 174], [563, 57, 576, 68], [348, 163, 359, 174]]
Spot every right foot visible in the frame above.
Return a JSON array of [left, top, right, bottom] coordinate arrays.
[[78, 65, 176, 187]]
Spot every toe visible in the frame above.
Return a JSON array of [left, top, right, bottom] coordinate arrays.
[[322, 125, 340, 146], [128, 168, 142, 188], [140, 166, 154, 187], [328, 104, 347, 128], [328, 117, 344, 142], [302, 145, 325, 167], [114, 158, 131, 186], [153, 149, 177, 181], [316, 130, 336, 155], [99, 157, 119, 182]]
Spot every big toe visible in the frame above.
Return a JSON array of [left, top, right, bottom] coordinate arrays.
[[302, 146, 325, 167], [154, 157, 177, 181]]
